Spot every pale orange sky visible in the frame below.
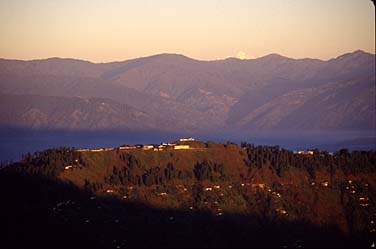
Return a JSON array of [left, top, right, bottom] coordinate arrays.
[[0, 0, 374, 62]]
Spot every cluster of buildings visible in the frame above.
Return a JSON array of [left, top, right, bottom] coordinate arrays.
[[344, 180, 372, 207], [64, 159, 80, 170], [119, 139, 194, 151], [76, 148, 113, 152], [178, 137, 195, 142], [76, 138, 196, 153], [295, 150, 314, 155]]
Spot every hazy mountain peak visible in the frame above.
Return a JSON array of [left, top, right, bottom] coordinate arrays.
[[265, 52, 283, 57], [257, 53, 290, 62], [333, 49, 374, 61], [146, 53, 197, 62], [351, 49, 369, 55]]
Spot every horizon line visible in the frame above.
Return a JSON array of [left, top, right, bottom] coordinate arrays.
[[0, 49, 374, 64]]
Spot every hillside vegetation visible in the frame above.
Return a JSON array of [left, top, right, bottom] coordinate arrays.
[[1, 140, 375, 248]]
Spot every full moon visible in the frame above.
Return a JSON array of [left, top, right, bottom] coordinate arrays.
[[236, 51, 247, 60]]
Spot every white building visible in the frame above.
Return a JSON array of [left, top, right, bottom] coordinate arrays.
[[174, 145, 190, 150], [143, 145, 154, 150], [65, 165, 73, 170], [179, 137, 195, 142]]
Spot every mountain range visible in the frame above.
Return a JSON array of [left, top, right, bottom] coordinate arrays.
[[0, 50, 374, 136]]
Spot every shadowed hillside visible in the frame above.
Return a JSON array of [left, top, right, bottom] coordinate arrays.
[[1, 141, 375, 248]]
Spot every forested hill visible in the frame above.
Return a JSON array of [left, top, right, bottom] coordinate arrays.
[[1, 140, 376, 248]]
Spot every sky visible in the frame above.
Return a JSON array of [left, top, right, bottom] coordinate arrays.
[[0, 0, 374, 62]]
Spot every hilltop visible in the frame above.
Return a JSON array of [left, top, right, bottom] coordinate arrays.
[[1, 139, 375, 248]]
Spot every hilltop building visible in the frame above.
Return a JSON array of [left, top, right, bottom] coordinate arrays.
[[162, 142, 176, 146], [119, 145, 137, 150], [143, 145, 154, 150], [297, 150, 314, 155], [179, 137, 195, 142], [174, 145, 190, 150], [76, 149, 89, 152]]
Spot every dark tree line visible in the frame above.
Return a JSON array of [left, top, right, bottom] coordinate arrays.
[[14, 147, 82, 178], [105, 155, 194, 187], [84, 179, 103, 192], [193, 160, 225, 181], [241, 142, 376, 177], [105, 155, 228, 187]]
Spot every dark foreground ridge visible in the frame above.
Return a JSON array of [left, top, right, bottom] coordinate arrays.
[[1, 139, 375, 248]]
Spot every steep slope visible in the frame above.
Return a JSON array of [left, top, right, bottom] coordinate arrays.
[[235, 75, 375, 130], [0, 94, 154, 130], [226, 51, 375, 130]]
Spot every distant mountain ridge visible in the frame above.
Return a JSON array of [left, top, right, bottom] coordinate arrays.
[[0, 50, 374, 135]]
